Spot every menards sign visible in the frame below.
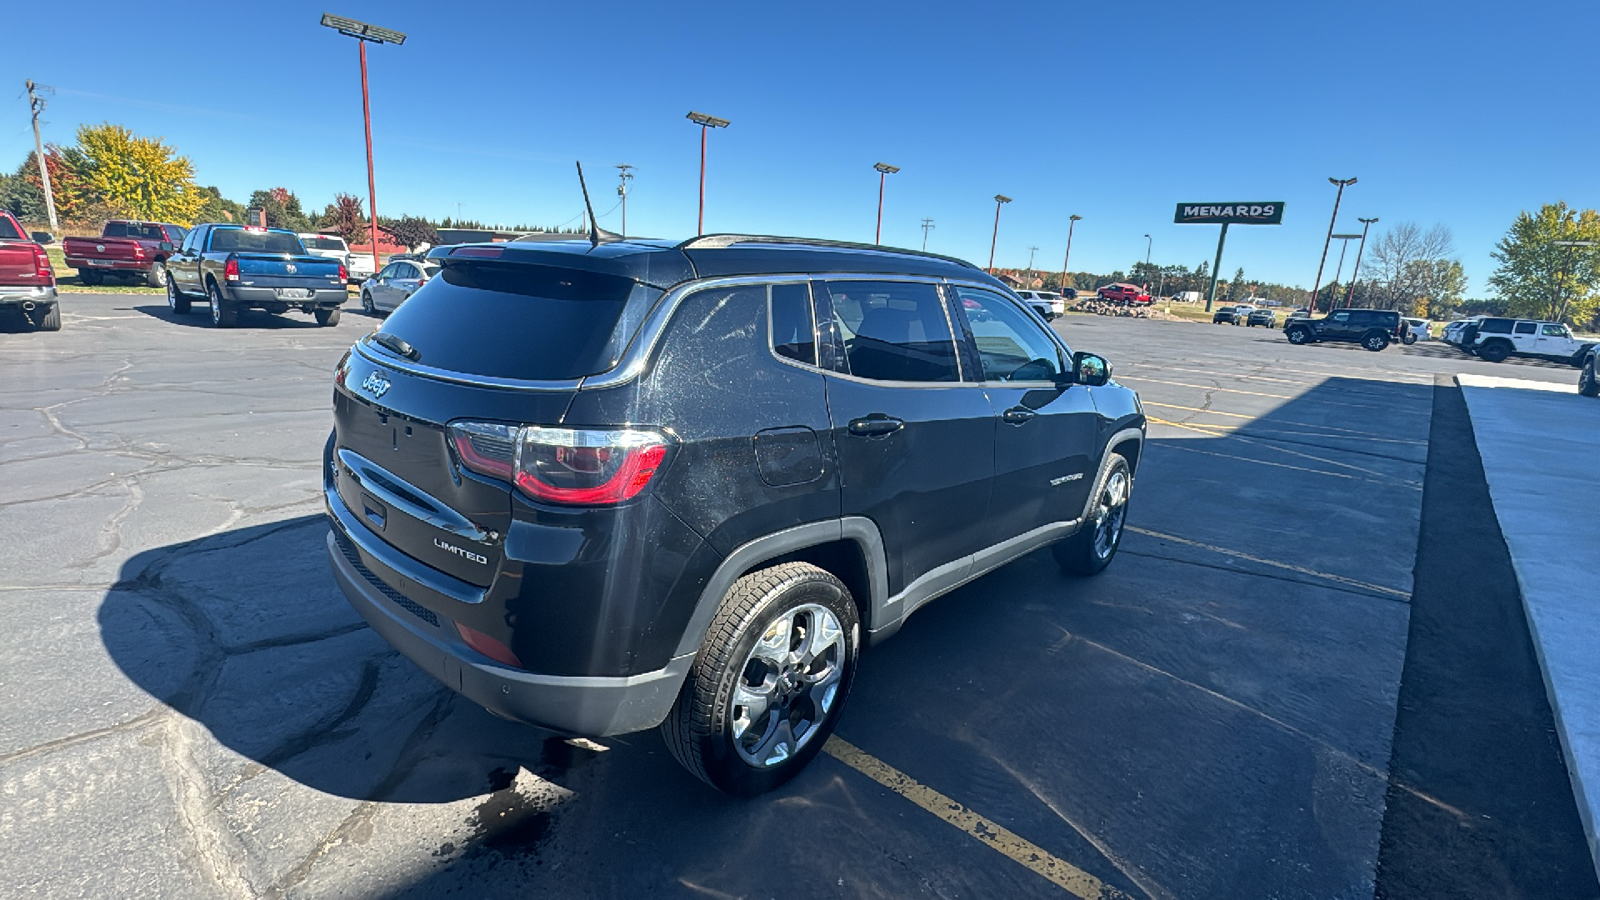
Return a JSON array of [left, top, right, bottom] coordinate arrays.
[[1174, 202, 1285, 225]]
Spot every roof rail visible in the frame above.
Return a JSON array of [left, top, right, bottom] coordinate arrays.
[[675, 234, 980, 270]]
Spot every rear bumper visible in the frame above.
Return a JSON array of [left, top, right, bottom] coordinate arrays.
[[63, 256, 149, 272], [222, 285, 347, 308], [0, 285, 57, 309], [324, 501, 691, 738]]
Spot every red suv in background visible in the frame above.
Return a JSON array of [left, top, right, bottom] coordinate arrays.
[[1097, 283, 1152, 305]]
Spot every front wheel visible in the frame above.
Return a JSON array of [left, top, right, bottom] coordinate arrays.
[[1579, 359, 1599, 397], [166, 277, 191, 315], [1286, 325, 1312, 345], [1478, 341, 1510, 363], [1054, 453, 1131, 576], [662, 562, 859, 796], [314, 307, 341, 327]]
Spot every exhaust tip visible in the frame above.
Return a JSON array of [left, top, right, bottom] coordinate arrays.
[[21, 301, 35, 311]]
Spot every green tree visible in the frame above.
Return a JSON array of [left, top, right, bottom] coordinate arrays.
[[1487, 202, 1600, 325], [248, 187, 312, 232], [195, 186, 246, 224], [318, 193, 366, 243], [1229, 267, 1246, 300], [74, 124, 203, 224], [383, 215, 441, 250]]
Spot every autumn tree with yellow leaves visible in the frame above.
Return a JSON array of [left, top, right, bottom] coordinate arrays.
[[68, 123, 204, 225]]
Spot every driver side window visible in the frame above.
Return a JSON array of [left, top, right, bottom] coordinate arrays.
[[952, 287, 1064, 383]]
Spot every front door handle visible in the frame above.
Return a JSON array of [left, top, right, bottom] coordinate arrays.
[[1001, 407, 1037, 425], [847, 414, 904, 437]]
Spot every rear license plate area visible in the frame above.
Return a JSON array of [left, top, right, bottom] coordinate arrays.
[[276, 288, 313, 299]]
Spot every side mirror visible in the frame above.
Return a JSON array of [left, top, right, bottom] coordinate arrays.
[[31, 231, 54, 245], [1072, 352, 1111, 387], [158, 241, 174, 253]]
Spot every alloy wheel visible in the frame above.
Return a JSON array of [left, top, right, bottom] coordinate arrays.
[[1092, 469, 1129, 560], [729, 603, 845, 767]]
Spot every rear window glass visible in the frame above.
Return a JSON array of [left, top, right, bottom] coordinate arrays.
[[302, 236, 347, 251], [1479, 319, 1512, 334], [0, 218, 21, 240], [208, 228, 305, 254], [370, 262, 659, 381], [824, 280, 960, 382], [125, 223, 165, 240]]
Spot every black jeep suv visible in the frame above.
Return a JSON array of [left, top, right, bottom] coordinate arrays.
[[1283, 307, 1406, 351], [324, 235, 1146, 794]]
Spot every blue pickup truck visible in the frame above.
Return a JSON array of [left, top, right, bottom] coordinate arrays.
[[163, 224, 348, 327]]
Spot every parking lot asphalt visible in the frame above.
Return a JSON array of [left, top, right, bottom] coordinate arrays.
[[0, 297, 1592, 899]]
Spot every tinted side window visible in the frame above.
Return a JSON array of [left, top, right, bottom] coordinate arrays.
[[824, 281, 959, 382], [1514, 321, 1537, 335], [1480, 319, 1513, 334], [769, 283, 816, 365], [953, 287, 1063, 382], [103, 222, 127, 238]]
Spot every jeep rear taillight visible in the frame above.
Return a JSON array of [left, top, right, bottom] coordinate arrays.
[[224, 256, 240, 282], [448, 422, 668, 506]]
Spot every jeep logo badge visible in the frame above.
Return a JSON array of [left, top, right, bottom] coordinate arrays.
[[359, 371, 391, 399]]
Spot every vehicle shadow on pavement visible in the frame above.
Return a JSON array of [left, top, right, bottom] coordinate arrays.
[[1254, 336, 1582, 370], [128, 304, 330, 329], [98, 515, 593, 808]]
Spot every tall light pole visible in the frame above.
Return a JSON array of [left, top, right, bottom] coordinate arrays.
[[1144, 233, 1152, 265], [1346, 217, 1379, 307], [1310, 176, 1357, 314], [1061, 214, 1081, 293], [320, 14, 406, 271], [1327, 234, 1362, 310], [1551, 240, 1598, 322], [686, 112, 730, 236], [920, 217, 935, 251], [25, 80, 59, 234], [872, 163, 899, 245], [615, 164, 634, 238], [988, 194, 1012, 272], [1026, 246, 1039, 281]]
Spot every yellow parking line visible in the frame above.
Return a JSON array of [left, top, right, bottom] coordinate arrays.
[[1117, 376, 1295, 400], [1141, 401, 1255, 419], [823, 737, 1133, 899], [1147, 416, 1230, 436], [1126, 526, 1411, 599]]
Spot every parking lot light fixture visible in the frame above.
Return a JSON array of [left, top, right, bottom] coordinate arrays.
[[1061, 214, 1081, 293], [1310, 177, 1357, 314], [687, 112, 730, 236], [873, 163, 899, 245], [320, 13, 407, 272], [988, 194, 1012, 272], [1347, 217, 1379, 307]]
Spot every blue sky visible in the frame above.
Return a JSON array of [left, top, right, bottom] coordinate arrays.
[[4, 0, 1597, 293]]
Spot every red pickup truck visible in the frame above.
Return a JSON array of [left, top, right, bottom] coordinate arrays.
[[63, 220, 189, 288], [0, 210, 59, 330], [1096, 283, 1153, 305]]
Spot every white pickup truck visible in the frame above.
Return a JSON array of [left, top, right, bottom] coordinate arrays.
[[1466, 317, 1595, 366], [298, 234, 375, 285]]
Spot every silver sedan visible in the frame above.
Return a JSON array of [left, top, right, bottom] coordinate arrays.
[[359, 260, 440, 315]]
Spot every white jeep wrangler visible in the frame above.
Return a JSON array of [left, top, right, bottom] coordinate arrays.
[[1468, 317, 1595, 366]]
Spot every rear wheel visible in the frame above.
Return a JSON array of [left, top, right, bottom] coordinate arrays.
[[314, 307, 341, 327], [166, 278, 190, 315], [1362, 330, 1390, 351], [662, 562, 859, 796], [207, 281, 238, 328], [37, 303, 61, 332], [1286, 325, 1312, 344], [146, 261, 167, 288], [1579, 358, 1599, 397], [361, 291, 375, 314], [1478, 341, 1510, 363], [78, 268, 102, 287], [1054, 453, 1131, 576]]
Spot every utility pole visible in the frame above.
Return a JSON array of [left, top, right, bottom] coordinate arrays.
[[1026, 246, 1039, 280], [920, 218, 935, 251], [1061, 214, 1081, 294], [25, 80, 59, 233], [1346, 217, 1379, 307], [615, 164, 635, 238], [1311, 177, 1357, 314]]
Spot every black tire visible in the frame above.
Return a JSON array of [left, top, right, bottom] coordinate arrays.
[[207, 280, 238, 328], [1361, 330, 1390, 352], [78, 268, 102, 287], [361, 291, 375, 315], [1478, 341, 1510, 363], [1402, 332, 1417, 345], [146, 261, 168, 288], [1579, 358, 1599, 397], [166, 277, 191, 315], [1053, 453, 1132, 576], [1286, 325, 1312, 345], [1571, 349, 1591, 369], [37, 302, 61, 332], [314, 307, 341, 327], [662, 561, 860, 796]]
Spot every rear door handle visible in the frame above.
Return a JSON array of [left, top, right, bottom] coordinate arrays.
[[1001, 407, 1037, 425], [847, 414, 904, 437]]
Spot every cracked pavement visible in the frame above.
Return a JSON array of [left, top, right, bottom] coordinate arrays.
[[0, 296, 1587, 898]]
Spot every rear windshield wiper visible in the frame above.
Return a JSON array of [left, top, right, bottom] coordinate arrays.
[[371, 332, 419, 361]]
